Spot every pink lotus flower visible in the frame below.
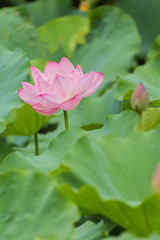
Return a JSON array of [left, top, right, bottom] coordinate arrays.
[[18, 57, 103, 116]]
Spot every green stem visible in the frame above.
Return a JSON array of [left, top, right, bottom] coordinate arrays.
[[137, 113, 143, 130], [34, 133, 39, 156], [63, 111, 69, 130]]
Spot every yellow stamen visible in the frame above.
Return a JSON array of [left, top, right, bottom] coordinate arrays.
[[79, 1, 89, 12]]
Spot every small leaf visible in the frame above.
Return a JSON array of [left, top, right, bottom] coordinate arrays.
[[2, 104, 53, 136], [140, 107, 160, 131]]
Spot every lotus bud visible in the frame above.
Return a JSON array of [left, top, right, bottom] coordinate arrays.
[[131, 82, 149, 113], [152, 162, 160, 193]]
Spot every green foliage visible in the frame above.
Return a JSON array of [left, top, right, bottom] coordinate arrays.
[[2, 103, 53, 136], [0, 169, 78, 239], [0, 45, 30, 134], [0, 138, 13, 164], [68, 83, 121, 128], [7, 0, 26, 5], [147, 35, 160, 61], [0, 50, 53, 137], [74, 220, 115, 240], [101, 110, 137, 137], [0, 109, 137, 172], [38, 15, 90, 59], [0, 7, 45, 59], [0, 129, 85, 172], [0, 1, 160, 239], [106, 232, 160, 239], [116, 55, 160, 104], [58, 127, 160, 236], [140, 108, 160, 131], [115, 0, 160, 56], [23, 0, 72, 27], [72, 6, 141, 86]]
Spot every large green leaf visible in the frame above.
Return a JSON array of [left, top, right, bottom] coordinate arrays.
[[56, 127, 160, 236], [0, 110, 136, 172], [0, 129, 85, 172], [84, 110, 137, 140], [2, 104, 53, 136], [0, 7, 45, 59], [115, 0, 160, 56], [116, 55, 160, 103], [38, 15, 90, 59], [23, 0, 72, 27], [0, 169, 78, 240], [74, 220, 114, 240], [106, 232, 160, 240], [0, 45, 30, 134], [72, 6, 141, 85], [3, 119, 160, 236]]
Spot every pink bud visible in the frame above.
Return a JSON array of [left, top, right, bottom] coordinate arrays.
[[152, 162, 160, 193], [131, 82, 149, 113]]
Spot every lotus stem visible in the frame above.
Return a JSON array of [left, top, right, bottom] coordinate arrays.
[[137, 113, 143, 130], [63, 111, 69, 130], [34, 133, 39, 156]]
